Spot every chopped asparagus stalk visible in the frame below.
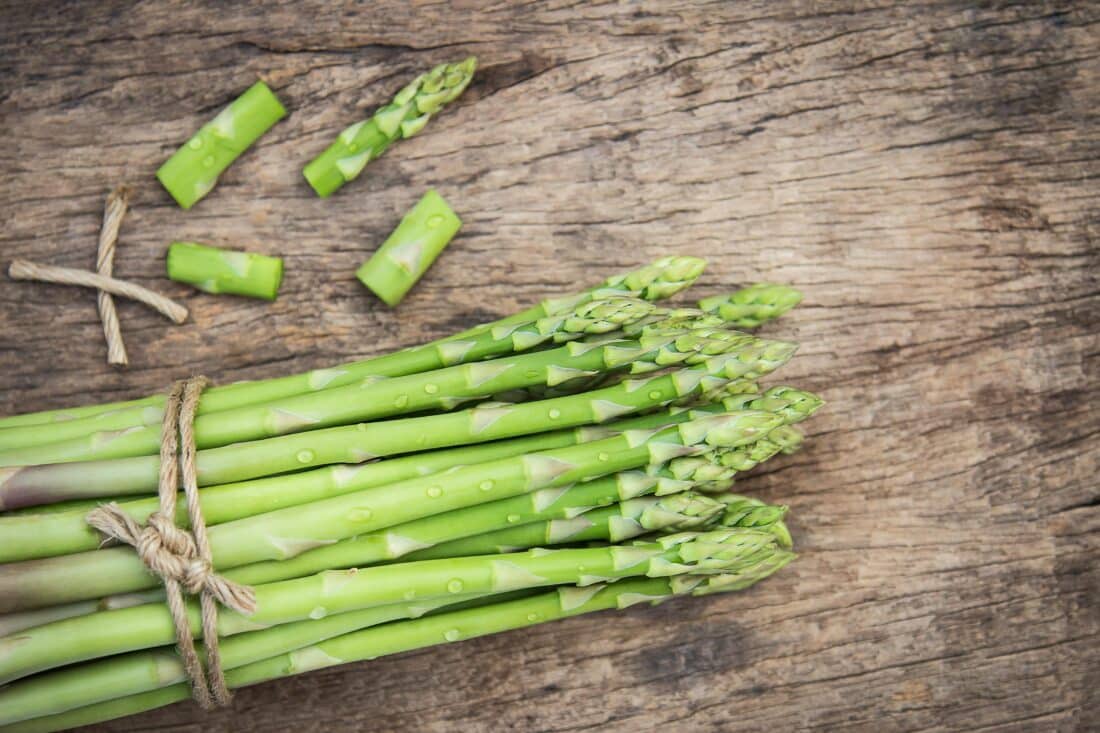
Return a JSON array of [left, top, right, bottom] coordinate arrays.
[[356, 190, 461, 306], [156, 81, 286, 209], [166, 242, 283, 301]]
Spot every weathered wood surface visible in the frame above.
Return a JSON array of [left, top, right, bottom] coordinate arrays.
[[1, 1, 1097, 731]]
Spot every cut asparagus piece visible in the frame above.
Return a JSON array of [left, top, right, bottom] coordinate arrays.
[[0, 256, 704, 432], [357, 190, 461, 306], [166, 242, 283, 301], [156, 81, 286, 209], [304, 57, 477, 197], [0, 526, 782, 688]]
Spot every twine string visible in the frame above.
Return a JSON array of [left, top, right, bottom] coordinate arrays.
[[86, 376, 253, 708], [95, 186, 132, 366], [9, 259, 188, 324]]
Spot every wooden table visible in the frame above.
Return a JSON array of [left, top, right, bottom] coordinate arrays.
[[2, 2, 1097, 731]]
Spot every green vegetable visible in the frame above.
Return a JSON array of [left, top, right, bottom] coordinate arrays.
[[0, 410, 786, 614], [0, 333, 796, 510], [0, 257, 825, 732], [0, 256, 704, 435], [156, 81, 286, 209], [0, 399, 695, 562], [0, 526, 782, 688], [0, 550, 794, 733], [407, 491, 727, 559], [0, 296, 654, 456], [166, 242, 283, 300], [698, 283, 803, 329], [304, 57, 477, 197], [356, 190, 461, 306]]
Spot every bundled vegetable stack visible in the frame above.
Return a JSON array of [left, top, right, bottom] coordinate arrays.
[[0, 257, 819, 732]]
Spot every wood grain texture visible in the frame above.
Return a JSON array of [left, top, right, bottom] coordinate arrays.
[[1, 0, 1097, 731]]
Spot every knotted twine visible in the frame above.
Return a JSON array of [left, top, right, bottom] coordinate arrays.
[[86, 376, 255, 708]]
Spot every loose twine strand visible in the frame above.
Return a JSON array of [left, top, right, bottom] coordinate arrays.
[[86, 376, 254, 708], [95, 186, 131, 365], [8, 260, 188, 324], [7, 186, 189, 366]]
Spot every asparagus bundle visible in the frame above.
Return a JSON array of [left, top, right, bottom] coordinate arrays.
[[0, 257, 821, 731]]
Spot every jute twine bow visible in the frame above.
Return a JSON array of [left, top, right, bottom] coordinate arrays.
[[86, 376, 255, 708]]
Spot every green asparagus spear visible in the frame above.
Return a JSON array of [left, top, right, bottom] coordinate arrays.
[[0, 256, 704, 432], [304, 57, 477, 197], [357, 190, 462, 306], [0, 394, 814, 635], [0, 527, 781, 687], [0, 444, 770, 635], [0, 410, 784, 613], [0, 296, 656, 458], [0, 397, 813, 642], [0, 552, 793, 733], [0, 383, 815, 568], [698, 283, 803, 329], [0, 403, 683, 562], [156, 81, 286, 209], [166, 242, 284, 300], [0, 336, 795, 513], [443, 255, 708, 342], [407, 492, 726, 559]]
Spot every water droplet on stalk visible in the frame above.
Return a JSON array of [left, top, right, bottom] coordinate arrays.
[[507, 514, 521, 523], [296, 450, 314, 463], [479, 480, 494, 491], [447, 579, 464, 593], [427, 486, 443, 498], [444, 629, 461, 641]]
